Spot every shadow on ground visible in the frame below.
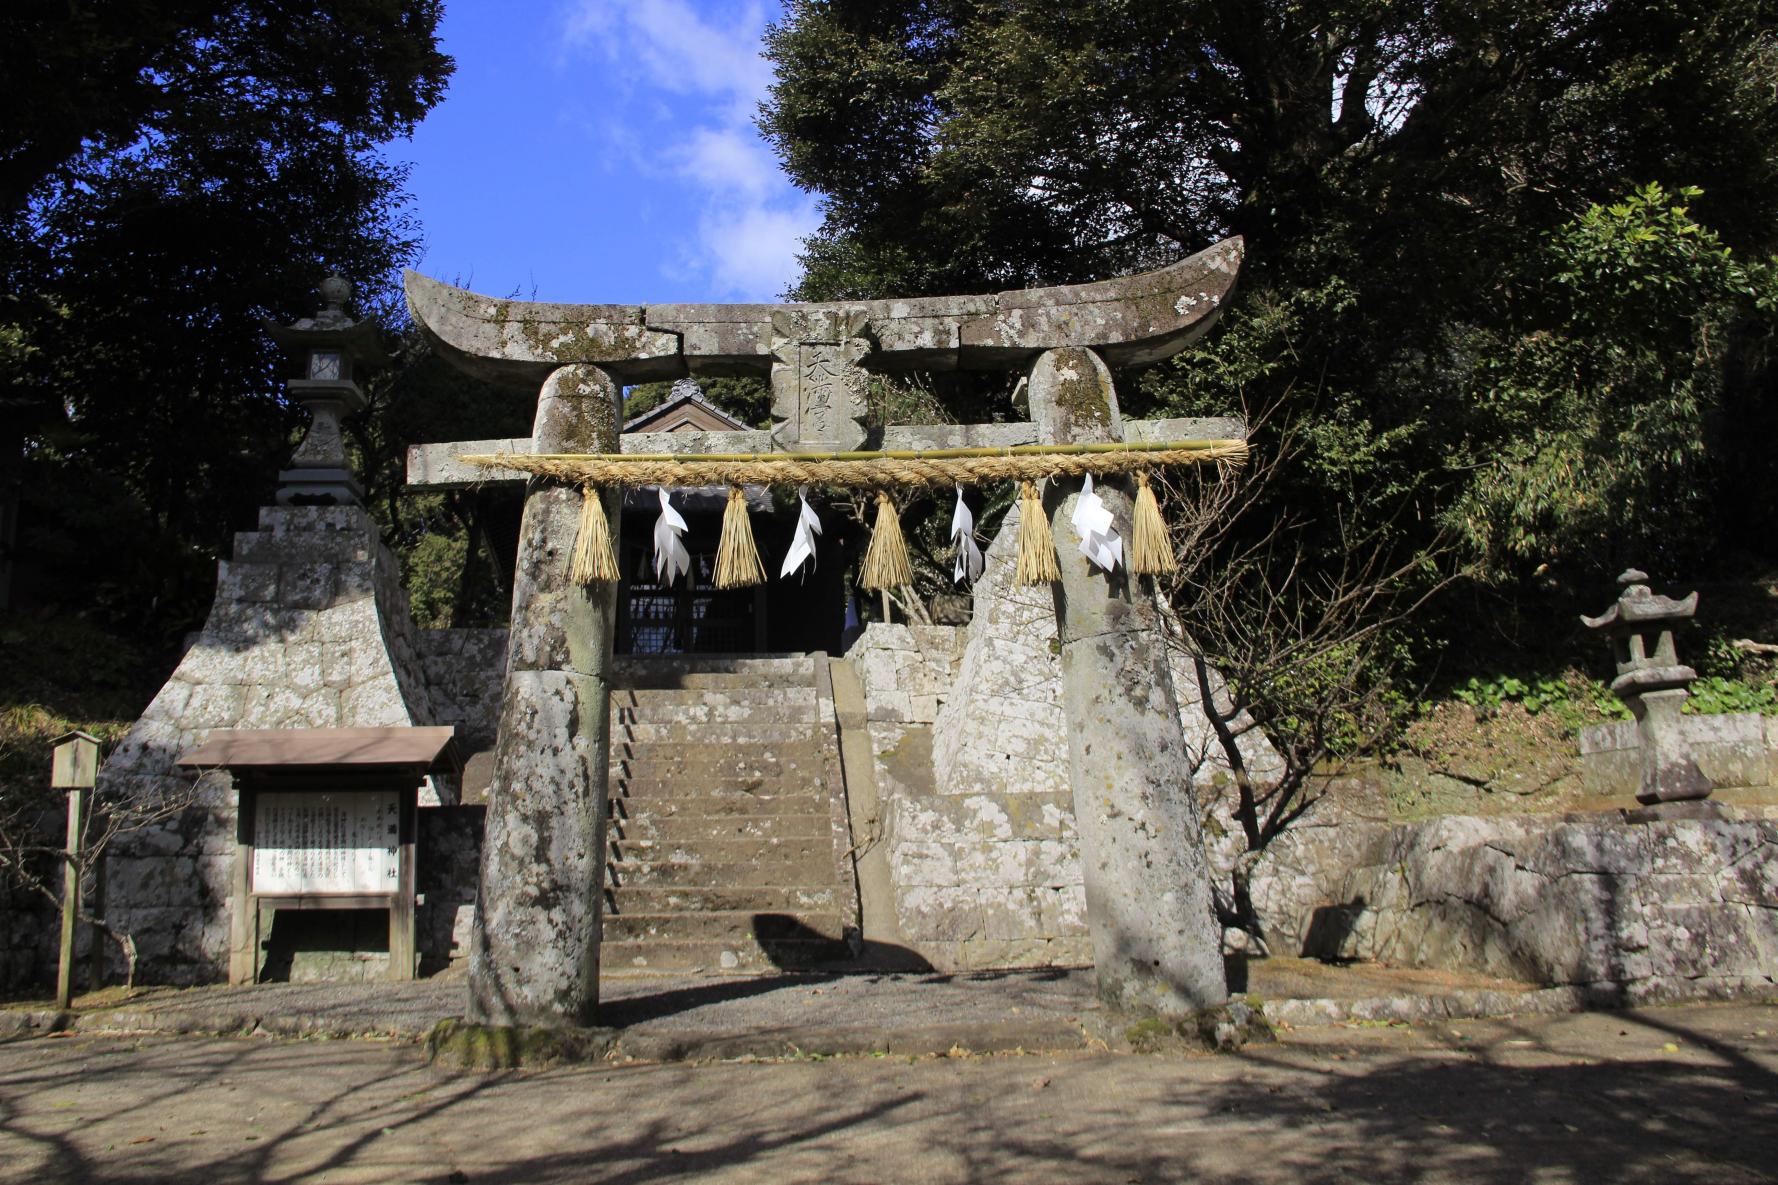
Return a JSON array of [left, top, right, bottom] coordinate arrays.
[[2, 1004, 1774, 1184]]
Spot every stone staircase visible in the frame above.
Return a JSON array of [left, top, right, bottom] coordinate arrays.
[[604, 654, 858, 974]]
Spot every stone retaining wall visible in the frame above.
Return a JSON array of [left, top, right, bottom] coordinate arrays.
[[90, 505, 444, 985], [418, 805, 484, 973], [0, 855, 58, 994], [1580, 712, 1777, 795], [416, 630, 508, 755], [851, 617, 1090, 970], [844, 507, 1282, 972], [1249, 810, 1778, 1003]]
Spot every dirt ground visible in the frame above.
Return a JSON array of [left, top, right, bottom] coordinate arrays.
[[2, 998, 1775, 1184]]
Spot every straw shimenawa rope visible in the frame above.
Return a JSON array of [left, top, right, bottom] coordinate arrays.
[[860, 491, 914, 590], [567, 485, 619, 585], [713, 486, 765, 588], [1130, 471, 1178, 576], [459, 439, 1246, 491], [1014, 482, 1060, 585]]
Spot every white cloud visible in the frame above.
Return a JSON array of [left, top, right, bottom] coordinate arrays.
[[563, 0, 772, 101], [678, 126, 780, 199], [695, 196, 821, 299], [557, 1, 816, 299]]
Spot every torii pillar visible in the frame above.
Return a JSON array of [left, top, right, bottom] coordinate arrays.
[[468, 364, 620, 1026], [1029, 347, 1227, 1016]]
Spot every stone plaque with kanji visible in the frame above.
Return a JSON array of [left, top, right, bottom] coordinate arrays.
[[769, 308, 871, 451]]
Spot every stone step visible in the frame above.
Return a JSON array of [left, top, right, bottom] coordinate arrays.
[[609, 812, 832, 843], [604, 909, 850, 944], [610, 687, 817, 711], [611, 775, 825, 799], [617, 672, 816, 691], [607, 836, 834, 867], [615, 652, 814, 673], [611, 773, 825, 799], [602, 650, 850, 975], [613, 654, 815, 690], [611, 700, 819, 726], [608, 855, 836, 889], [610, 720, 824, 745], [609, 792, 828, 819], [611, 744, 826, 781], [603, 937, 851, 975], [608, 885, 840, 914]]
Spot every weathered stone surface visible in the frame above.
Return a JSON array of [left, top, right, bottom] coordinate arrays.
[[842, 525, 1279, 974], [416, 628, 510, 758], [1029, 345, 1226, 1017], [418, 805, 485, 972], [407, 416, 1250, 490], [469, 669, 608, 1025], [1580, 711, 1775, 796], [468, 363, 620, 1027], [78, 504, 441, 987], [404, 437, 538, 487], [1249, 811, 1778, 1001], [402, 238, 1242, 390]]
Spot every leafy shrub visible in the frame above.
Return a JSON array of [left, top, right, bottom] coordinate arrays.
[[1446, 672, 1627, 729], [1685, 675, 1778, 716]]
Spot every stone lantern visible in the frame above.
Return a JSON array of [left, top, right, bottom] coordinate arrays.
[[1582, 568, 1716, 818], [266, 275, 388, 505]]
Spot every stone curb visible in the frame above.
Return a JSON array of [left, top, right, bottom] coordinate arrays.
[[0, 1007, 1091, 1063], [611, 1019, 1089, 1064], [0, 1007, 437, 1044], [10, 981, 1772, 1061], [1261, 987, 1589, 1029]]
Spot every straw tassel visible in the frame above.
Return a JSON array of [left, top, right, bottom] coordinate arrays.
[[860, 490, 914, 590], [1014, 481, 1060, 585], [1130, 471, 1178, 576], [713, 486, 766, 588], [568, 484, 619, 585]]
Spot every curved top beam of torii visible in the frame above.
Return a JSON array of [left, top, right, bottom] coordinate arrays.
[[405, 237, 1242, 390]]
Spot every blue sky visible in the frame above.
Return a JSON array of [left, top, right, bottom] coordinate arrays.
[[389, 0, 817, 305]]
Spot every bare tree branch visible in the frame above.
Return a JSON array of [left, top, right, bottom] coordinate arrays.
[[1150, 393, 1456, 944]]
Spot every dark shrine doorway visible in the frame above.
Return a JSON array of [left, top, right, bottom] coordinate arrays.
[[613, 485, 850, 656], [611, 378, 852, 656]]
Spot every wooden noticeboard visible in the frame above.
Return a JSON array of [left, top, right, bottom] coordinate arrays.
[[175, 727, 459, 987], [232, 778, 418, 986], [252, 791, 400, 895]]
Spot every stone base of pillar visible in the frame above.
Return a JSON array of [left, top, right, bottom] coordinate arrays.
[[1629, 688, 1714, 806]]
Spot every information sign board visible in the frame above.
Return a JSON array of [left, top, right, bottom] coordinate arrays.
[[252, 791, 399, 895]]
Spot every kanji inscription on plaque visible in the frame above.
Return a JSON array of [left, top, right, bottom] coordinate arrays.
[[252, 791, 399, 895], [768, 307, 871, 451]]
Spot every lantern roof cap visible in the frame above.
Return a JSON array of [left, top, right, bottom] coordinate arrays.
[[1581, 569, 1699, 631], [265, 274, 389, 367]]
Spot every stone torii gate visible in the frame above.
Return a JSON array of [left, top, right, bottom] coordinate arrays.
[[405, 237, 1246, 1028]]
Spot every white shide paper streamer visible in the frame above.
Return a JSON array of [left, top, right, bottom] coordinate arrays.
[[652, 487, 691, 586], [1071, 474, 1123, 573], [950, 485, 984, 584], [780, 486, 823, 579]]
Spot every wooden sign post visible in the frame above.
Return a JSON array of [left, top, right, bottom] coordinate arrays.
[[51, 731, 100, 1010]]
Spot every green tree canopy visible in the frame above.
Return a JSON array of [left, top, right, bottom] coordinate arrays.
[[1, 2, 452, 641], [761, 0, 1778, 648]]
